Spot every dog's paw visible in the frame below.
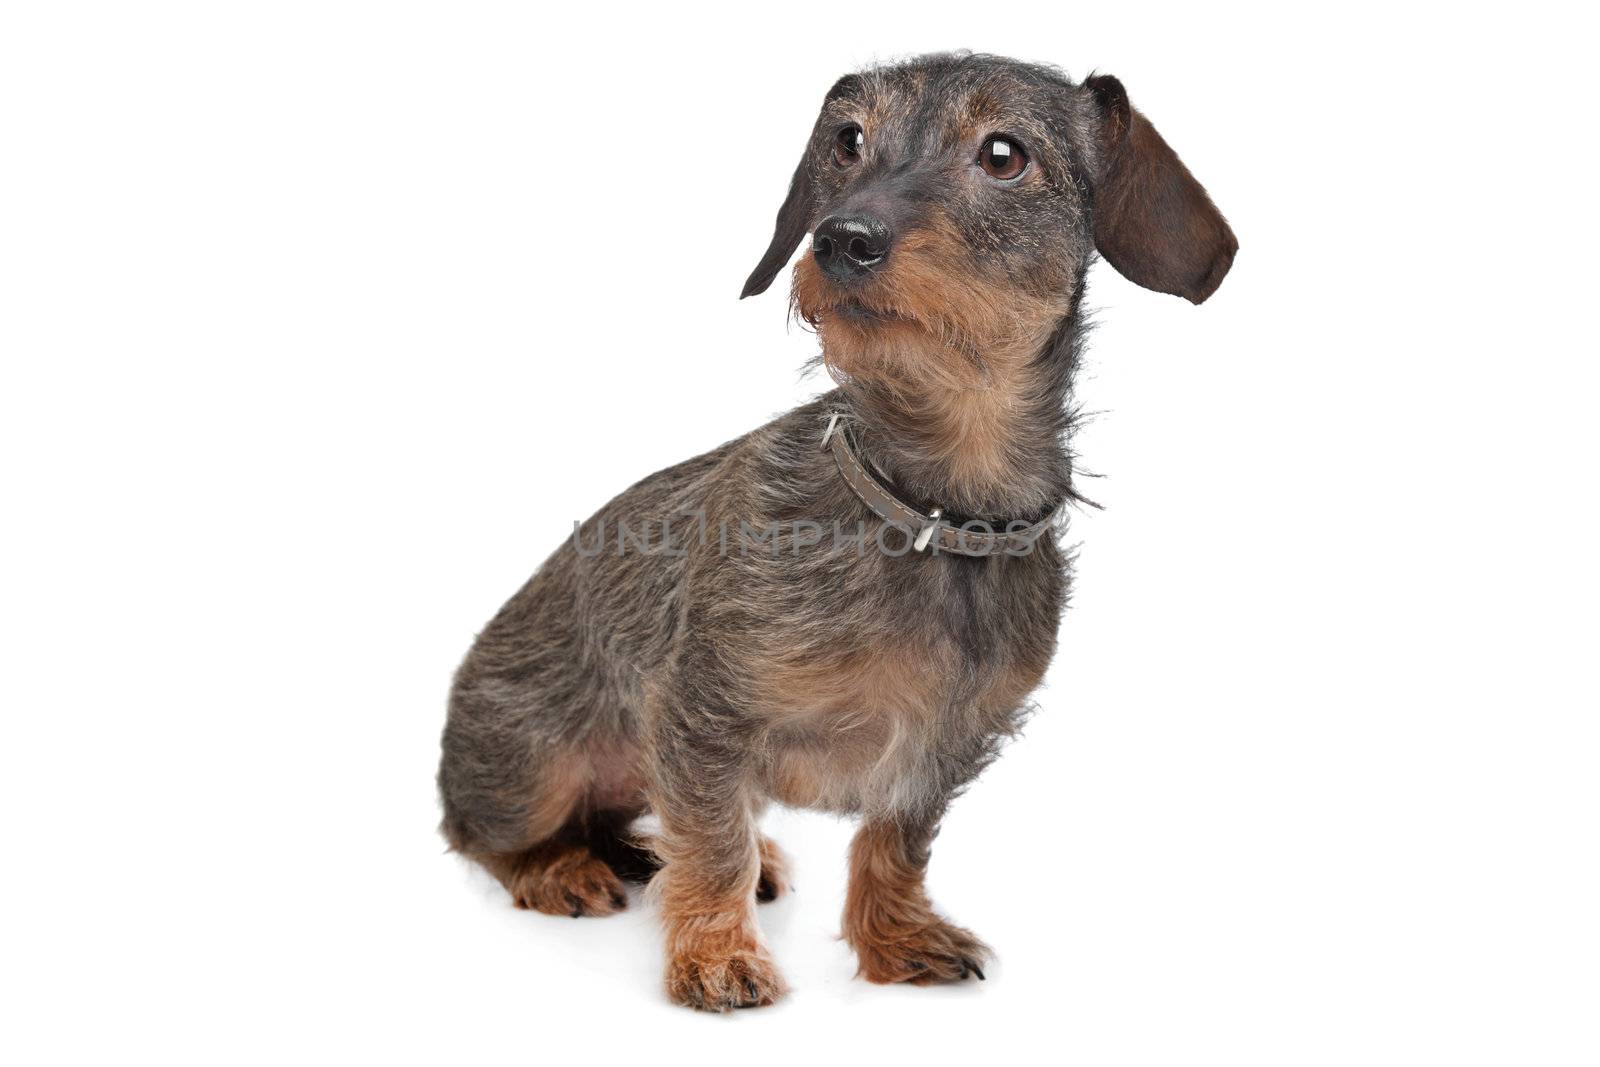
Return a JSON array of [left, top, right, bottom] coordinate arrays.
[[852, 918, 992, 985], [508, 846, 627, 918], [665, 941, 788, 1011], [755, 835, 792, 903]]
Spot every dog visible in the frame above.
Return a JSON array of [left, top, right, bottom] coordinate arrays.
[[438, 51, 1236, 1011]]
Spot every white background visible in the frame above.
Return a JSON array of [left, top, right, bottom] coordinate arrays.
[[3, 2, 1596, 1063]]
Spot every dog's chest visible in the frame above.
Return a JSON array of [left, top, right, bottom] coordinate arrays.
[[755, 598, 1056, 812], [719, 518, 1065, 812]]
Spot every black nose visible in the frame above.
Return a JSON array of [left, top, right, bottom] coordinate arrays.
[[812, 214, 892, 282]]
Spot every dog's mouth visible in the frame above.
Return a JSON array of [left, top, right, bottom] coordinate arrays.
[[830, 299, 903, 325], [801, 289, 921, 330], [789, 248, 930, 336]]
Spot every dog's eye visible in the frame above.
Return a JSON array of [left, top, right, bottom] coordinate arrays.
[[833, 125, 864, 167], [978, 136, 1027, 180]]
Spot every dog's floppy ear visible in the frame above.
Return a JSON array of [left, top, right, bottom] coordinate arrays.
[[740, 153, 814, 299], [1084, 74, 1237, 304]]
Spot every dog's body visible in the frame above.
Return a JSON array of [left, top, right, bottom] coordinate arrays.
[[439, 52, 1235, 1010]]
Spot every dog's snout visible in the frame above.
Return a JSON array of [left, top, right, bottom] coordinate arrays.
[[812, 215, 892, 282]]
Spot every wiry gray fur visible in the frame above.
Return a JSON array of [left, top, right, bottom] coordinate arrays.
[[437, 50, 1235, 1010]]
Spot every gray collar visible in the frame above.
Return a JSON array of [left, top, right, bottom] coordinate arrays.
[[822, 413, 1059, 558]]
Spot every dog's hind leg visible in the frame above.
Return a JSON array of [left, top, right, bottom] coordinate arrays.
[[439, 665, 652, 916], [442, 741, 652, 917], [755, 834, 792, 903], [477, 824, 630, 918], [585, 808, 663, 884]]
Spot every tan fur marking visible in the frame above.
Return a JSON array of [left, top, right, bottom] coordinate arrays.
[[523, 741, 646, 843], [522, 755, 591, 842], [792, 210, 1068, 503], [484, 840, 628, 917], [656, 862, 787, 1010], [756, 834, 792, 901], [755, 642, 948, 812], [844, 822, 991, 983]]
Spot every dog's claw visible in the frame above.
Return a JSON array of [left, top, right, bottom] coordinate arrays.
[[666, 943, 788, 1011], [852, 918, 991, 986], [504, 843, 627, 917]]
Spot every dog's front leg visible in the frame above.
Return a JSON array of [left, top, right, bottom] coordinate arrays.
[[649, 690, 785, 1011], [843, 817, 992, 984]]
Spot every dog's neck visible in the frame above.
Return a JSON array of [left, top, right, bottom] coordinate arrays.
[[831, 310, 1083, 523]]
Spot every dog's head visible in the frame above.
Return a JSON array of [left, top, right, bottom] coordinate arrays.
[[742, 53, 1236, 390]]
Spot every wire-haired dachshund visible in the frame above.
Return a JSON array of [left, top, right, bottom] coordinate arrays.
[[439, 50, 1236, 1010]]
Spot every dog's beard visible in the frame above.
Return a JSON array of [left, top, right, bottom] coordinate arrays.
[[789, 231, 1066, 397]]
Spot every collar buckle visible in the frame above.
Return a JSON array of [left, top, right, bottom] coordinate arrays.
[[821, 412, 842, 449], [913, 508, 943, 552]]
